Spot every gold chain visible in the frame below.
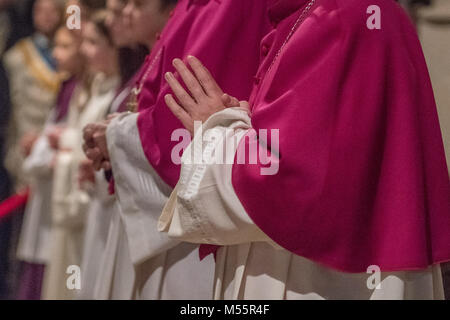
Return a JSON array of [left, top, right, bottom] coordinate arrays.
[[127, 48, 163, 112], [266, 0, 316, 75]]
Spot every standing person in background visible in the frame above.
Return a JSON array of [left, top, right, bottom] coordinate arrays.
[[87, 0, 182, 300], [15, 25, 85, 300], [78, 0, 148, 299], [83, 0, 275, 299], [1, 0, 63, 299], [42, 10, 120, 300], [3, 0, 64, 191]]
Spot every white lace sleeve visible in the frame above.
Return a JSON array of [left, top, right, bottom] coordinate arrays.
[[158, 107, 272, 246]]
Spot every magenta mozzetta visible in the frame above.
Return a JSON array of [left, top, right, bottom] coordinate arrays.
[[231, 0, 450, 273]]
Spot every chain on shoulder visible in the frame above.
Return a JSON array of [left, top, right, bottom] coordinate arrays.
[[267, 0, 317, 74]]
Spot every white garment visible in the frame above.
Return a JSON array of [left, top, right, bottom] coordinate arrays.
[[43, 73, 119, 300], [103, 112, 214, 299], [159, 107, 445, 300], [77, 171, 115, 299], [213, 243, 444, 300], [134, 242, 215, 300], [87, 85, 137, 300], [93, 207, 135, 300], [80, 84, 136, 299], [16, 131, 55, 264]]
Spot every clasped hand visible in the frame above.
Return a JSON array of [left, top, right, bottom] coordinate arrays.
[[82, 113, 119, 171], [164, 55, 249, 135]]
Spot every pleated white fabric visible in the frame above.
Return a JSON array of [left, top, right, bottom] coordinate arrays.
[[101, 112, 214, 299], [93, 206, 135, 300], [77, 171, 116, 299]]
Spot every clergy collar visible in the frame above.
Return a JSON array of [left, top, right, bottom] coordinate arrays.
[[268, 0, 310, 26]]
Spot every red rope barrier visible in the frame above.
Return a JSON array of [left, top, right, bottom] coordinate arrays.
[[0, 188, 30, 220]]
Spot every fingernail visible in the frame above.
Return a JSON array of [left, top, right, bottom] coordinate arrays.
[[187, 56, 197, 65], [173, 58, 182, 66]]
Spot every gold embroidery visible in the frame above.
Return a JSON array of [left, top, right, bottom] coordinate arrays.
[[17, 39, 60, 93]]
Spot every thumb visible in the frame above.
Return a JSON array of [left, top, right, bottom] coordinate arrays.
[[221, 93, 240, 108]]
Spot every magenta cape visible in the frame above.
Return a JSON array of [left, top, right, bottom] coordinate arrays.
[[232, 0, 450, 273], [136, 0, 273, 187]]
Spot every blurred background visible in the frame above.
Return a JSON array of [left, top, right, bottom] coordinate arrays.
[[0, 0, 449, 300]]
